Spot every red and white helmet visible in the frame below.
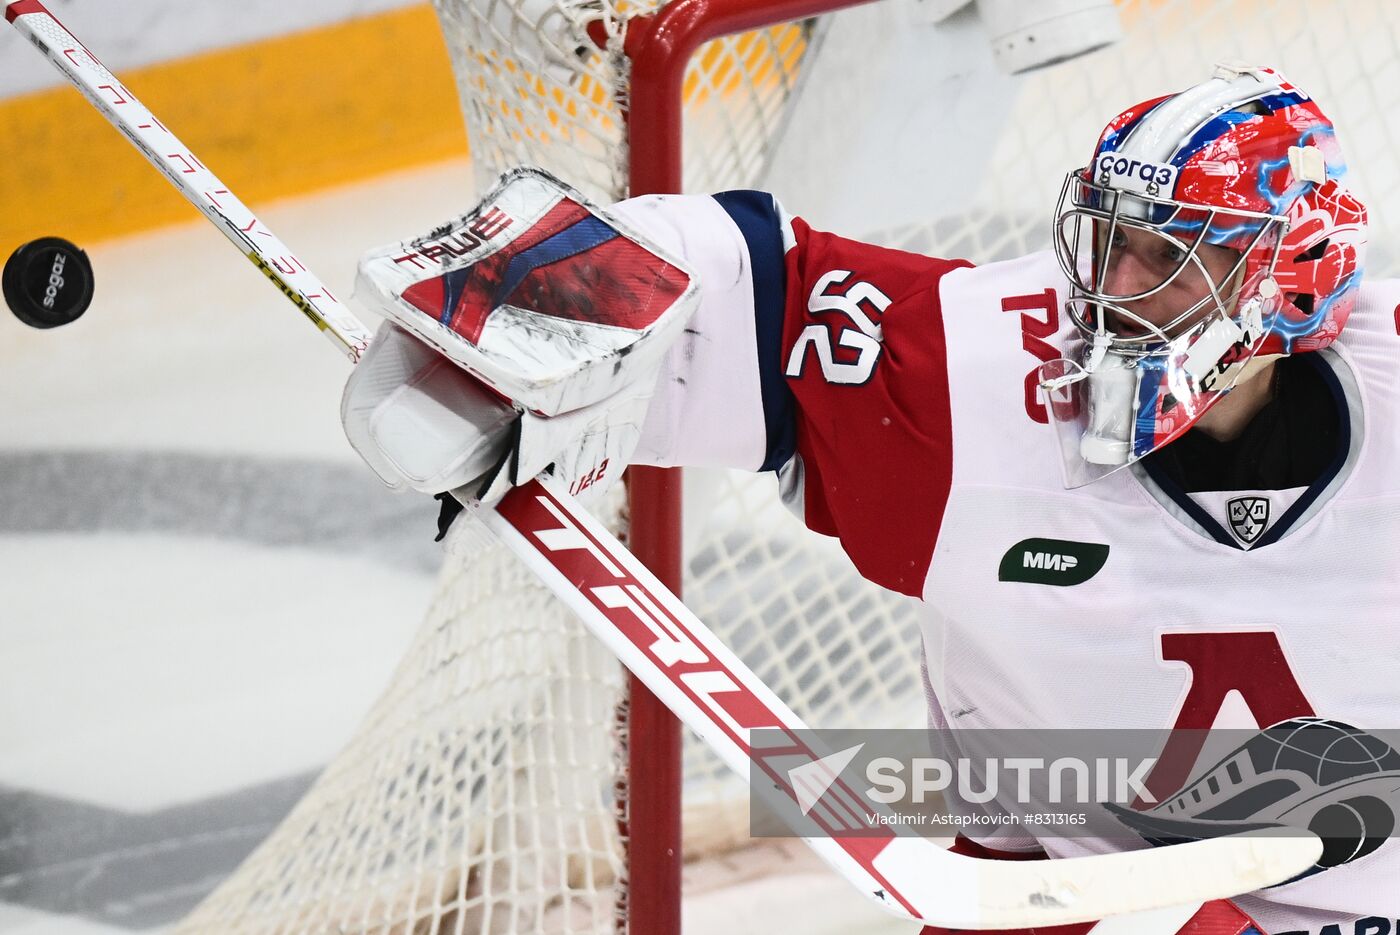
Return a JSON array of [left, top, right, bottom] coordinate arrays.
[[1042, 64, 1367, 486]]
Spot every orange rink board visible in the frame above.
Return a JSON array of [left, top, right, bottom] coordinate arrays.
[[0, 4, 465, 248]]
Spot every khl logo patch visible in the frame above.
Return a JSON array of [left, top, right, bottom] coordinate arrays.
[[1227, 496, 1270, 544], [998, 538, 1110, 586]]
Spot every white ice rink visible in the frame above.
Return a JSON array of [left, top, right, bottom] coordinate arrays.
[[0, 159, 917, 935]]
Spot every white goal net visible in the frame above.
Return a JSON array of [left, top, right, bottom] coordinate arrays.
[[175, 1, 1400, 933]]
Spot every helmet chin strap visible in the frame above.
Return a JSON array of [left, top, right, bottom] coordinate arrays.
[[1079, 346, 1140, 465], [1046, 276, 1281, 468], [1218, 279, 1282, 393], [1040, 331, 1112, 392]]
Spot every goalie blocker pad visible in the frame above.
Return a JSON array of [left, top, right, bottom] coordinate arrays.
[[355, 167, 700, 417]]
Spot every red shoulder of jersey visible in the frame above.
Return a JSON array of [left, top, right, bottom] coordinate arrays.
[[781, 216, 971, 597]]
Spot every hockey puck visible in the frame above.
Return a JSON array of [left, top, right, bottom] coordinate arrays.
[[3, 237, 94, 329]]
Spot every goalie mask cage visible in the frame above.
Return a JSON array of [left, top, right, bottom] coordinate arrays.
[[176, 1, 1400, 933]]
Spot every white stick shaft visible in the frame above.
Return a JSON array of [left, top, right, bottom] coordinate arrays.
[[7, 3, 1314, 928], [5, 0, 372, 362]]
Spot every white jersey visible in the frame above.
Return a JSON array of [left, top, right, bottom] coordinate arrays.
[[615, 191, 1400, 935], [934, 251, 1400, 935]]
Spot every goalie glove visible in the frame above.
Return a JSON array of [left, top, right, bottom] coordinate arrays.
[[341, 319, 651, 507], [341, 167, 698, 507]]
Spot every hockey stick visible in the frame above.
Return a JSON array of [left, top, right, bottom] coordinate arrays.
[[5, 2, 1319, 928]]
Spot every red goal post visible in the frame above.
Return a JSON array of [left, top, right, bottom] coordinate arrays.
[[623, 5, 874, 932]]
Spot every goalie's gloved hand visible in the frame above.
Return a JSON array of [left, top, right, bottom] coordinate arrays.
[[340, 167, 697, 520], [342, 320, 514, 500], [342, 320, 655, 511]]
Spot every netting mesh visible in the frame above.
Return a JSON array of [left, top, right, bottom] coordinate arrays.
[[178, 1, 1400, 933], [432, 0, 821, 201]]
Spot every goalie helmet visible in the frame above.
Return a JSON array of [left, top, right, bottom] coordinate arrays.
[[1042, 64, 1367, 487]]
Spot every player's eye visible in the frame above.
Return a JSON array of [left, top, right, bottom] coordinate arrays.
[[1109, 228, 1128, 249], [1162, 244, 1187, 264]]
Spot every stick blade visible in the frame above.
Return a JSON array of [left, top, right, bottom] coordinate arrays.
[[968, 829, 1320, 929]]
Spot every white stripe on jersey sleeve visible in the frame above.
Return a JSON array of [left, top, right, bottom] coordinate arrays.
[[614, 193, 770, 472]]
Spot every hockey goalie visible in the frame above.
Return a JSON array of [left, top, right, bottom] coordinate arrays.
[[342, 65, 1392, 935]]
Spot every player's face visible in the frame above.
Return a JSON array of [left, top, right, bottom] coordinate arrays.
[[1099, 225, 1240, 338]]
